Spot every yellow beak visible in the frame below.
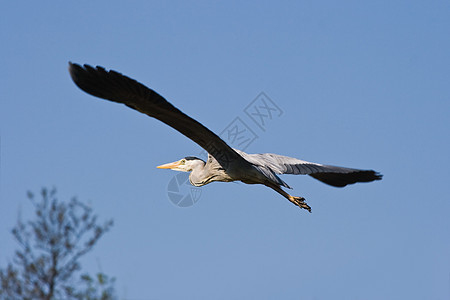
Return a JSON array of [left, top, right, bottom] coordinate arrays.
[[156, 160, 181, 169]]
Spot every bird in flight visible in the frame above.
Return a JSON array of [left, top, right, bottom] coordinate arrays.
[[69, 63, 382, 212]]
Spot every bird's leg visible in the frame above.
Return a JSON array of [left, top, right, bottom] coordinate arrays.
[[267, 184, 311, 213]]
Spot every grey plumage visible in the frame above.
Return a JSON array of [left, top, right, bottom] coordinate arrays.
[[235, 150, 381, 187], [69, 63, 382, 212]]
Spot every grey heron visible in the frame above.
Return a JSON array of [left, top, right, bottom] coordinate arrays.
[[68, 63, 382, 212]]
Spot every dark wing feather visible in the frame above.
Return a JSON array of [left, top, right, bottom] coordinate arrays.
[[68, 63, 244, 167], [309, 170, 382, 187], [236, 151, 382, 187]]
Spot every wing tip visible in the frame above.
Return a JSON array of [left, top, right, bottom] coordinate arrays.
[[68, 62, 108, 80], [374, 171, 383, 181], [68, 62, 93, 86], [67, 61, 78, 80], [68, 62, 116, 100], [309, 169, 383, 188]]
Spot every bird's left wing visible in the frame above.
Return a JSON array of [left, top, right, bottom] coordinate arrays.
[[68, 63, 245, 167], [236, 151, 382, 187]]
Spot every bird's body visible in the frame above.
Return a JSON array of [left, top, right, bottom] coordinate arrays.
[[194, 151, 281, 187], [69, 63, 382, 212]]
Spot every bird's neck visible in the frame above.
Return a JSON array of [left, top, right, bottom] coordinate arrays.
[[189, 158, 233, 186], [188, 160, 208, 186]]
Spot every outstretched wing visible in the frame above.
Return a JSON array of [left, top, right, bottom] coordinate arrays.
[[68, 63, 244, 167], [236, 151, 382, 187]]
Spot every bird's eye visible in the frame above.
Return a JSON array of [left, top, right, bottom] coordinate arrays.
[[180, 159, 186, 165]]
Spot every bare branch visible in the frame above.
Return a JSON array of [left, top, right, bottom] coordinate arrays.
[[0, 188, 117, 300]]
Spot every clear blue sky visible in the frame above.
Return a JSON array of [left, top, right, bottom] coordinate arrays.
[[1, 1, 449, 299]]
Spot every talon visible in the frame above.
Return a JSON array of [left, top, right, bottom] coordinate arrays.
[[288, 195, 312, 213]]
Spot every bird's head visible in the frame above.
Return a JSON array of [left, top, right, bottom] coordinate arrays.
[[157, 156, 205, 172]]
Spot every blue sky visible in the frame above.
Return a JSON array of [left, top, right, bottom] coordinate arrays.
[[1, 1, 449, 299]]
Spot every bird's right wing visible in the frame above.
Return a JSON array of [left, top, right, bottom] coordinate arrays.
[[68, 63, 245, 167], [236, 151, 382, 187]]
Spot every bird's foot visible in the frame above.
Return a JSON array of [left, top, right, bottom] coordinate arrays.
[[288, 195, 311, 213]]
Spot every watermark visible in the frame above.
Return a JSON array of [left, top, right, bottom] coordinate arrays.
[[167, 173, 202, 207], [166, 92, 283, 207], [219, 117, 258, 149], [244, 92, 283, 131]]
